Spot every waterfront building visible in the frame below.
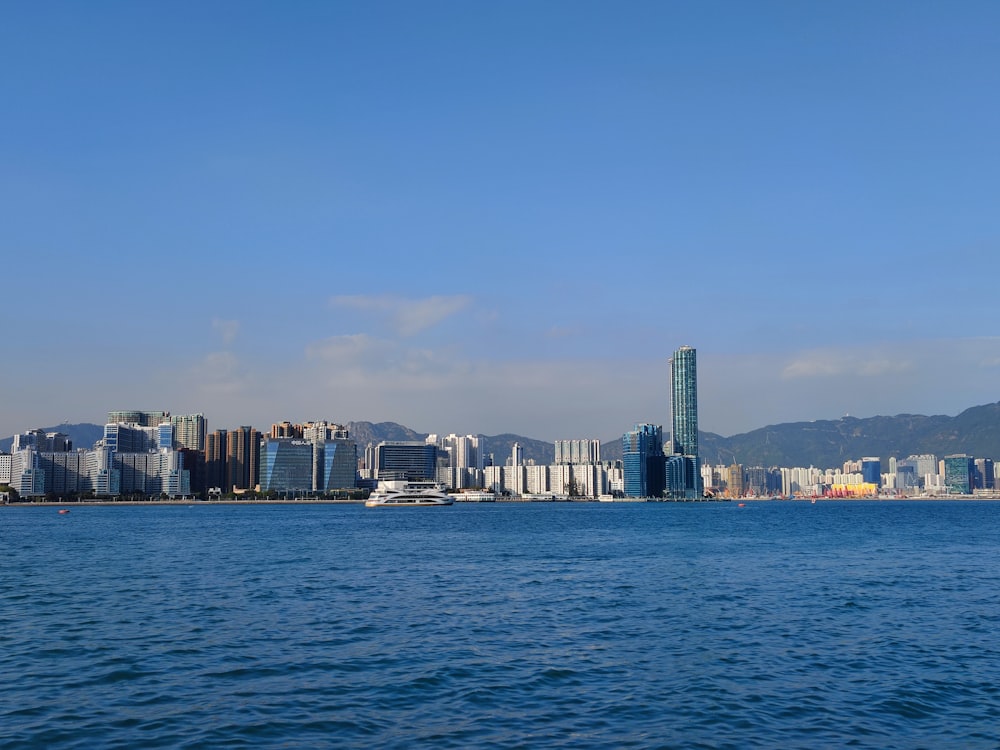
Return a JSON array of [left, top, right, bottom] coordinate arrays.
[[702, 464, 722, 495], [669, 345, 701, 497], [87, 447, 115, 496], [605, 461, 624, 495], [205, 429, 227, 492], [897, 455, 934, 491], [509, 443, 525, 495], [375, 441, 437, 481], [727, 463, 745, 497], [526, 464, 549, 494], [895, 464, 918, 492], [548, 462, 604, 497], [227, 426, 261, 492], [36, 451, 89, 494], [739, 466, 781, 496], [97, 447, 191, 498], [0, 453, 11, 484], [359, 443, 376, 481], [262, 421, 349, 490], [664, 454, 688, 496], [284, 422, 356, 491], [319, 439, 357, 490], [905, 454, 938, 478], [974, 458, 995, 490], [943, 455, 975, 494], [484, 465, 503, 494], [623, 424, 665, 498], [861, 457, 881, 487], [177, 447, 206, 496], [504, 464, 525, 496], [669, 347, 698, 457], [432, 434, 485, 490], [575, 462, 603, 497], [158, 450, 191, 497], [782, 466, 823, 497], [8, 449, 44, 496], [258, 438, 314, 492]]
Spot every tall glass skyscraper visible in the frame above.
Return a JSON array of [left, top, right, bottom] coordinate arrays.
[[669, 345, 700, 497], [669, 346, 698, 457]]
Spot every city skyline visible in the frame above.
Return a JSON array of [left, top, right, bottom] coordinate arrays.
[[4, 410, 995, 500], [4, 3, 1000, 442]]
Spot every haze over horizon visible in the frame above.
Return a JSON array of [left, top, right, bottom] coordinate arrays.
[[4, 2, 1000, 443]]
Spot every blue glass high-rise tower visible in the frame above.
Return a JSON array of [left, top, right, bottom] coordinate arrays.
[[669, 345, 701, 497], [861, 457, 881, 487], [622, 424, 665, 498]]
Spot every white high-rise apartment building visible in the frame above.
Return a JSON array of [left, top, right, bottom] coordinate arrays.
[[525, 465, 549, 494], [427, 434, 485, 489], [171, 413, 207, 451], [0, 453, 11, 484]]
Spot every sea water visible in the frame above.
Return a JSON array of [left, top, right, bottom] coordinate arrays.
[[2, 501, 1000, 749]]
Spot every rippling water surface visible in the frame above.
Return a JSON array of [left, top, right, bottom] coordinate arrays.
[[3, 501, 1000, 748]]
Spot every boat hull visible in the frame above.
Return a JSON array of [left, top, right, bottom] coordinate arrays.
[[365, 499, 453, 507]]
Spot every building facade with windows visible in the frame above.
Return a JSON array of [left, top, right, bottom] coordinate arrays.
[[623, 423, 665, 498], [669, 345, 701, 497], [258, 438, 314, 492], [375, 441, 437, 481]]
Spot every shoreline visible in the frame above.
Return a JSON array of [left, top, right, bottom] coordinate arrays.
[[5, 495, 1000, 507]]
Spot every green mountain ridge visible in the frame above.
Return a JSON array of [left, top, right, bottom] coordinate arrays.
[[5, 402, 1000, 469], [602, 402, 1000, 468], [693, 402, 1000, 468]]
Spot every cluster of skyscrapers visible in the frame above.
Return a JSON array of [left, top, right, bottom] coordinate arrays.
[[621, 345, 702, 498], [0, 345, 705, 500], [703, 454, 997, 498], [3, 344, 995, 501]]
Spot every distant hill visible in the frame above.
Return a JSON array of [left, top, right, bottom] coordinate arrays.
[[345, 421, 425, 448], [5, 403, 1000, 468], [604, 402, 1000, 468], [697, 403, 1000, 468]]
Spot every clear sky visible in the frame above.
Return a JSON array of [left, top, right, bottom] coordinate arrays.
[[3, 1, 999, 441]]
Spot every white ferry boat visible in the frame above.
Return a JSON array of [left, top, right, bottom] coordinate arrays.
[[365, 480, 454, 507]]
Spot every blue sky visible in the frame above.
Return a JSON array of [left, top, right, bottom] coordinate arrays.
[[3, 1, 1000, 441]]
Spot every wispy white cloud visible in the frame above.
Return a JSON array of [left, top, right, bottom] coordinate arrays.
[[188, 351, 248, 396], [305, 333, 385, 364], [30, 336, 998, 444], [212, 318, 240, 346], [782, 349, 913, 379], [330, 294, 472, 336]]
